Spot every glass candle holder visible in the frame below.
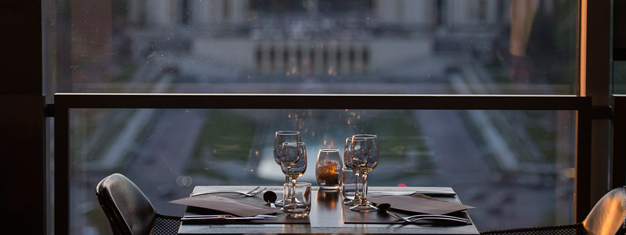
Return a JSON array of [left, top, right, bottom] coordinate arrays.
[[315, 149, 342, 189]]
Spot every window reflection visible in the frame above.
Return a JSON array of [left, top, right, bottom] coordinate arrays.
[[49, 0, 578, 94], [49, 0, 582, 234], [70, 108, 575, 233], [615, 61, 626, 94]]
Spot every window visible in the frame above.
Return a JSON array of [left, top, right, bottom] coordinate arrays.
[[615, 62, 626, 94], [49, 0, 578, 95], [31, 0, 614, 234], [68, 108, 579, 232]]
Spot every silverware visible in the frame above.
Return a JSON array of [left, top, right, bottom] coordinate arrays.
[[406, 215, 468, 224], [190, 186, 265, 197], [182, 216, 264, 221], [263, 191, 278, 209], [376, 203, 468, 224], [377, 203, 411, 222], [404, 214, 467, 222], [181, 214, 276, 221], [370, 191, 456, 197]]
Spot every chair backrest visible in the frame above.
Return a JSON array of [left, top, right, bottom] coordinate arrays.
[[96, 173, 157, 235], [583, 186, 626, 235]]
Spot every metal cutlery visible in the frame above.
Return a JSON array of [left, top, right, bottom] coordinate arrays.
[[263, 191, 278, 209], [181, 214, 277, 221], [386, 210, 468, 224], [409, 216, 469, 224], [190, 186, 266, 197], [370, 191, 456, 197], [403, 214, 468, 221], [377, 203, 469, 224]]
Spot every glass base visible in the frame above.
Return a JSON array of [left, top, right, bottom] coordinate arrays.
[[320, 185, 340, 190], [276, 198, 303, 207], [285, 211, 310, 218], [274, 200, 283, 207], [349, 202, 378, 212], [344, 198, 357, 206]]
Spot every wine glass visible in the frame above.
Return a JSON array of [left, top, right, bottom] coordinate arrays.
[[274, 131, 301, 166], [280, 142, 307, 185], [274, 131, 301, 205], [350, 134, 378, 212], [281, 142, 307, 206], [343, 137, 359, 205], [343, 137, 355, 170]]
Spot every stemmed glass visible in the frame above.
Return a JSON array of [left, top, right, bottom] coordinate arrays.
[[350, 134, 378, 212], [280, 142, 308, 185], [274, 131, 301, 169], [274, 131, 301, 204], [343, 137, 359, 205], [281, 142, 307, 206]]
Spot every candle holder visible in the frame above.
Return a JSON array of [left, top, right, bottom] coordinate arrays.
[[315, 149, 342, 190]]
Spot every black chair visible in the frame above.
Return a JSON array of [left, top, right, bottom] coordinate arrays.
[[480, 186, 626, 235], [96, 173, 181, 235]]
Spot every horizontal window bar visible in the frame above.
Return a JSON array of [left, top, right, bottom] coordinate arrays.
[[54, 93, 590, 111]]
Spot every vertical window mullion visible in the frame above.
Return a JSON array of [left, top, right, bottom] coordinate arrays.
[[580, 0, 612, 222]]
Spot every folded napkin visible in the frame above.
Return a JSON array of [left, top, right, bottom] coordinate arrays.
[[368, 193, 474, 215], [169, 195, 281, 217]]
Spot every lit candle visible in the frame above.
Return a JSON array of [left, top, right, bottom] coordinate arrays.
[[317, 161, 340, 187]]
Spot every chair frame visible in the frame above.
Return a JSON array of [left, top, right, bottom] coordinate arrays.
[[95, 173, 181, 235], [480, 187, 626, 235]]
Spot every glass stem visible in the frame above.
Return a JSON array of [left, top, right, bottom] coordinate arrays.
[[288, 175, 296, 204], [361, 173, 368, 205], [354, 171, 361, 203], [287, 167, 294, 186]]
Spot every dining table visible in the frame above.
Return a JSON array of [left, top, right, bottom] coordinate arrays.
[[177, 185, 479, 234]]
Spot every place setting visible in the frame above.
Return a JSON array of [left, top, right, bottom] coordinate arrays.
[[339, 134, 475, 226], [169, 130, 312, 224]]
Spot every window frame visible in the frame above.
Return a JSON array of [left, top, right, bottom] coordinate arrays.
[[0, 0, 619, 234], [612, 95, 626, 188]]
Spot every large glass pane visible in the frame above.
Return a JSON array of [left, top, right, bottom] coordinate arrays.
[[615, 61, 626, 94], [48, 0, 578, 96], [70, 108, 576, 234]]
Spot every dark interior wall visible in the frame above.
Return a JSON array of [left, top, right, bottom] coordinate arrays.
[[615, 0, 626, 60], [0, 1, 45, 234]]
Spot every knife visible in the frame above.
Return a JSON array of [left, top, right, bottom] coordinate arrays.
[[369, 191, 456, 197], [182, 214, 276, 221]]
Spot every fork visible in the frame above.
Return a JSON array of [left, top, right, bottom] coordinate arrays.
[[181, 214, 277, 221], [403, 214, 467, 221], [405, 214, 468, 224], [385, 210, 468, 224], [190, 186, 265, 197], [377, 203, 468, 224]]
